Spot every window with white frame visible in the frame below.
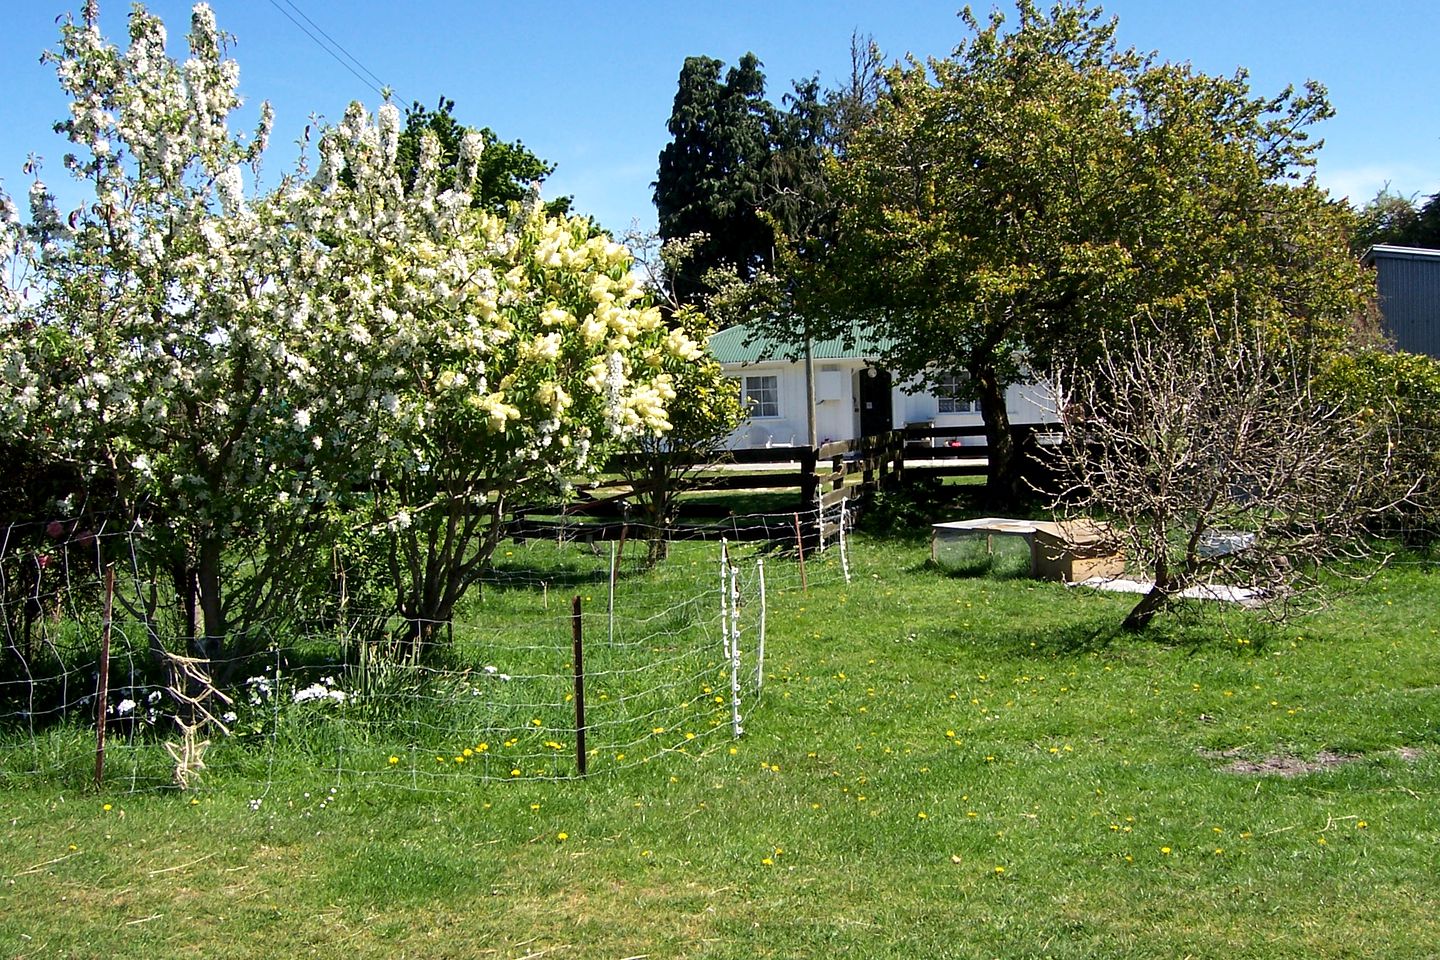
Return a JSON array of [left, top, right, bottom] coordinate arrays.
[[936, 371, 981, 414], [743, 375, 780, 418]]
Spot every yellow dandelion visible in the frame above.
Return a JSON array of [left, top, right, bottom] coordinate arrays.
[[388, 755, 399, 765], [102, 803, 112, 811], [994, 866, 1005, 874], [1357, 820, 1368, 829], [1160, 846, 1172, 855], [557, 832, 569, 842], [917, 811, 928, 819], [761, 857, 774, 865]]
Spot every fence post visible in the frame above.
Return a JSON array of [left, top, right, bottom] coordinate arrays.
[[572, 595, 587, 778], [94, 563, 114, 790], [798, 446, 818, 515], [607, 540, 616, 645], [792, 513, 808, 596], [755, 557, 766, 692], [729, 561, 743, 739], [720, 538, 731, 659]]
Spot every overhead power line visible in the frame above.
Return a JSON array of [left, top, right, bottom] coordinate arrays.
[[264, 0, 399, 104]]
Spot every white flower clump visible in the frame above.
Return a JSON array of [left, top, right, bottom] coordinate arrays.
[[293, 682, 347, 705]]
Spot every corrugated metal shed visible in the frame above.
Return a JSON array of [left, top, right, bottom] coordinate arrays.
[[1366, 244, 1440, 359], [707, 321, 898, 365]]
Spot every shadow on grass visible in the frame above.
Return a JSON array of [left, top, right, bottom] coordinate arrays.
[[986, 620, 1126, 657], [922, 556, 1035, 581], [931, 603, 1280, 660]]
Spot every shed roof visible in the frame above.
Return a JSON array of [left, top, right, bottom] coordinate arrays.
[[707, 321, 897, 365], [1364, 244, 1440, 265]]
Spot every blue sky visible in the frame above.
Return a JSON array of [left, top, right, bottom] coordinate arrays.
[[3, 0, 1438, 235]]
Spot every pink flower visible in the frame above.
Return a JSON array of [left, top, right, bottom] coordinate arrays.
[[45, 520, 65, 539]]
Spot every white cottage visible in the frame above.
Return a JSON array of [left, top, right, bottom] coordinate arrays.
[[707, 323, 1055, 451]]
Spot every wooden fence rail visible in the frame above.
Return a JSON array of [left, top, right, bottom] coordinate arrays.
[[507, 423, 1060, 546]]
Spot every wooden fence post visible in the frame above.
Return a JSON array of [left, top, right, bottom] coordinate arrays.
[[572, 595, 587, 778], [798, 445, 818, 514], [94, 563, 114, 790]]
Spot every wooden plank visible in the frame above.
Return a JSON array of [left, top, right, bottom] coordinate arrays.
[[690, 473, 804, 491], [817, 438, 858, 460], [725, 446, 812, 465], [819, 488, 850, 510], [509, 517, 803, 543]]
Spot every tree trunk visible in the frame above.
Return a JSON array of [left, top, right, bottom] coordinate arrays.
[[195, 534, 226, 662], [975, 366, 1024, 509], [1121, 585, 1169, 631], [642, 459, 672, 565], [172, 555, 197, 645]]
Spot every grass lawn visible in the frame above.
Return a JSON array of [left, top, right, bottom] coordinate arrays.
[[2, 533, 1437, 959]]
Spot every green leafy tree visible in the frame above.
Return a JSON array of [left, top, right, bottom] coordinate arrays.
[[397, 96, 571, 217], [1318, 348, 1440, 540], [797, 0, 1371, 505], [1352, 187, 1440, 252], [1352, 188, 1422, 254], [654, 53, 777, 305]]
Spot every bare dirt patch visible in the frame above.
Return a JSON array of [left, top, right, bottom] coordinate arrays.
[[1199, 746, 1425, 777], [1219, 750, 1359, 777]]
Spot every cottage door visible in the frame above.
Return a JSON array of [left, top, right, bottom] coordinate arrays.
[[857, 366, 893, 438]]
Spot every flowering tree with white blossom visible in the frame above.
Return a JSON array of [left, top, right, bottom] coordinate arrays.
[[289, 101, 695, 654], [0, 2, 703, 664], [0, 2, 312, 664]]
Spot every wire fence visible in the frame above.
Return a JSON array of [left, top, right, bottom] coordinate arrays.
[[0, 507, 855, 795]]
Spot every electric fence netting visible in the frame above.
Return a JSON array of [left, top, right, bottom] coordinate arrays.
[[0, 506, 855, 797]]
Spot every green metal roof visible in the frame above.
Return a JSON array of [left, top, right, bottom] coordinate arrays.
[[707, 321, 897, 365]]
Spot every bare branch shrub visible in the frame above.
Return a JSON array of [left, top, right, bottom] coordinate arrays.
[[1046, 310, 1407, 631]]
